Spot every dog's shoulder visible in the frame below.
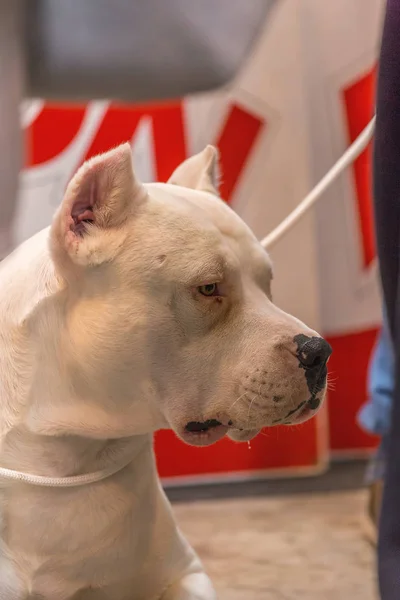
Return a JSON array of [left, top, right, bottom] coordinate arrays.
[[0, 228, 61, 431], [0, 227, 59, 325]]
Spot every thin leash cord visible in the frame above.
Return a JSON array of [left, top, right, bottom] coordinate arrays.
[[0, 116, 375, 488], [261, 116, 376, 250], [0, 440, 144, 488]]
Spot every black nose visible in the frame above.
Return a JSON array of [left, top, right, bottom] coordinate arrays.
[[294, 335, 332, 370]]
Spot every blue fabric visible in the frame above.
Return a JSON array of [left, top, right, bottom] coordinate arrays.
[[365, 436, 388, 485], [358, 309, 394, 437]]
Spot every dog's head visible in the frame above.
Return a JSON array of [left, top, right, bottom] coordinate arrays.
[[50, 143, 331, 446]]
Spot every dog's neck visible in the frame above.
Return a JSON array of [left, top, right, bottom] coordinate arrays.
[[0, 354, 166, 479], [0, 426, 150, 480], [0, 368, 163, 479], [0, 237, 167, 479], [0, 386, 163, 480]]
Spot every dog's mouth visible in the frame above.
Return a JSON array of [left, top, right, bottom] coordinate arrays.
[[181, 419, 260, 447], [288, 396, 321, 424], [278, 395, 323, 425], [179, 393, 324, 446], [181, 419, 229, 446], [185, 419, 222, 433]]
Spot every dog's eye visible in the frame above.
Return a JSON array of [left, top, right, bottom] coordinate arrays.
[[198, 283, 219, 297]]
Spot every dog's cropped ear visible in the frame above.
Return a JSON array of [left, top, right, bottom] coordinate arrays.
[[168, 145, 220, 195], [50, 143, 147, 270]]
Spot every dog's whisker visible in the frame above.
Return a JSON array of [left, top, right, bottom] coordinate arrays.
[[327, 373, 337, 391], [228, 391, 250, 413], [246, 394, 258, 429], [259, 429, 270, 438]]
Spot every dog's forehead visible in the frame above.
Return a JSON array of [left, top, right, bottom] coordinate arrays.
[[144, 182, 272, 275], [146, 183, 261, 241]]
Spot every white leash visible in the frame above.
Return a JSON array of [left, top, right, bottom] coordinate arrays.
[[0, 439, 145, 488], [0, 116, 375, 488], [261, 116, 376, 250]]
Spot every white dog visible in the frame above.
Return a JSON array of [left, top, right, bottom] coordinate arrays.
[[0, 144, 331, 599]]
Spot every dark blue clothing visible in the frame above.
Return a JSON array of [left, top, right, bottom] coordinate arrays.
[[373, 1, 400, 595]]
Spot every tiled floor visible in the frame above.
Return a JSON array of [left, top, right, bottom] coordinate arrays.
[[173, 489, 377, 599]]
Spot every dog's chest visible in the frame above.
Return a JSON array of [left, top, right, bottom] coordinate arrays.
[[0, 456, 183, 599]]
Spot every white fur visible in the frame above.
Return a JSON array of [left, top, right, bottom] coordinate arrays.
[[0, 144, 327, 599]]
